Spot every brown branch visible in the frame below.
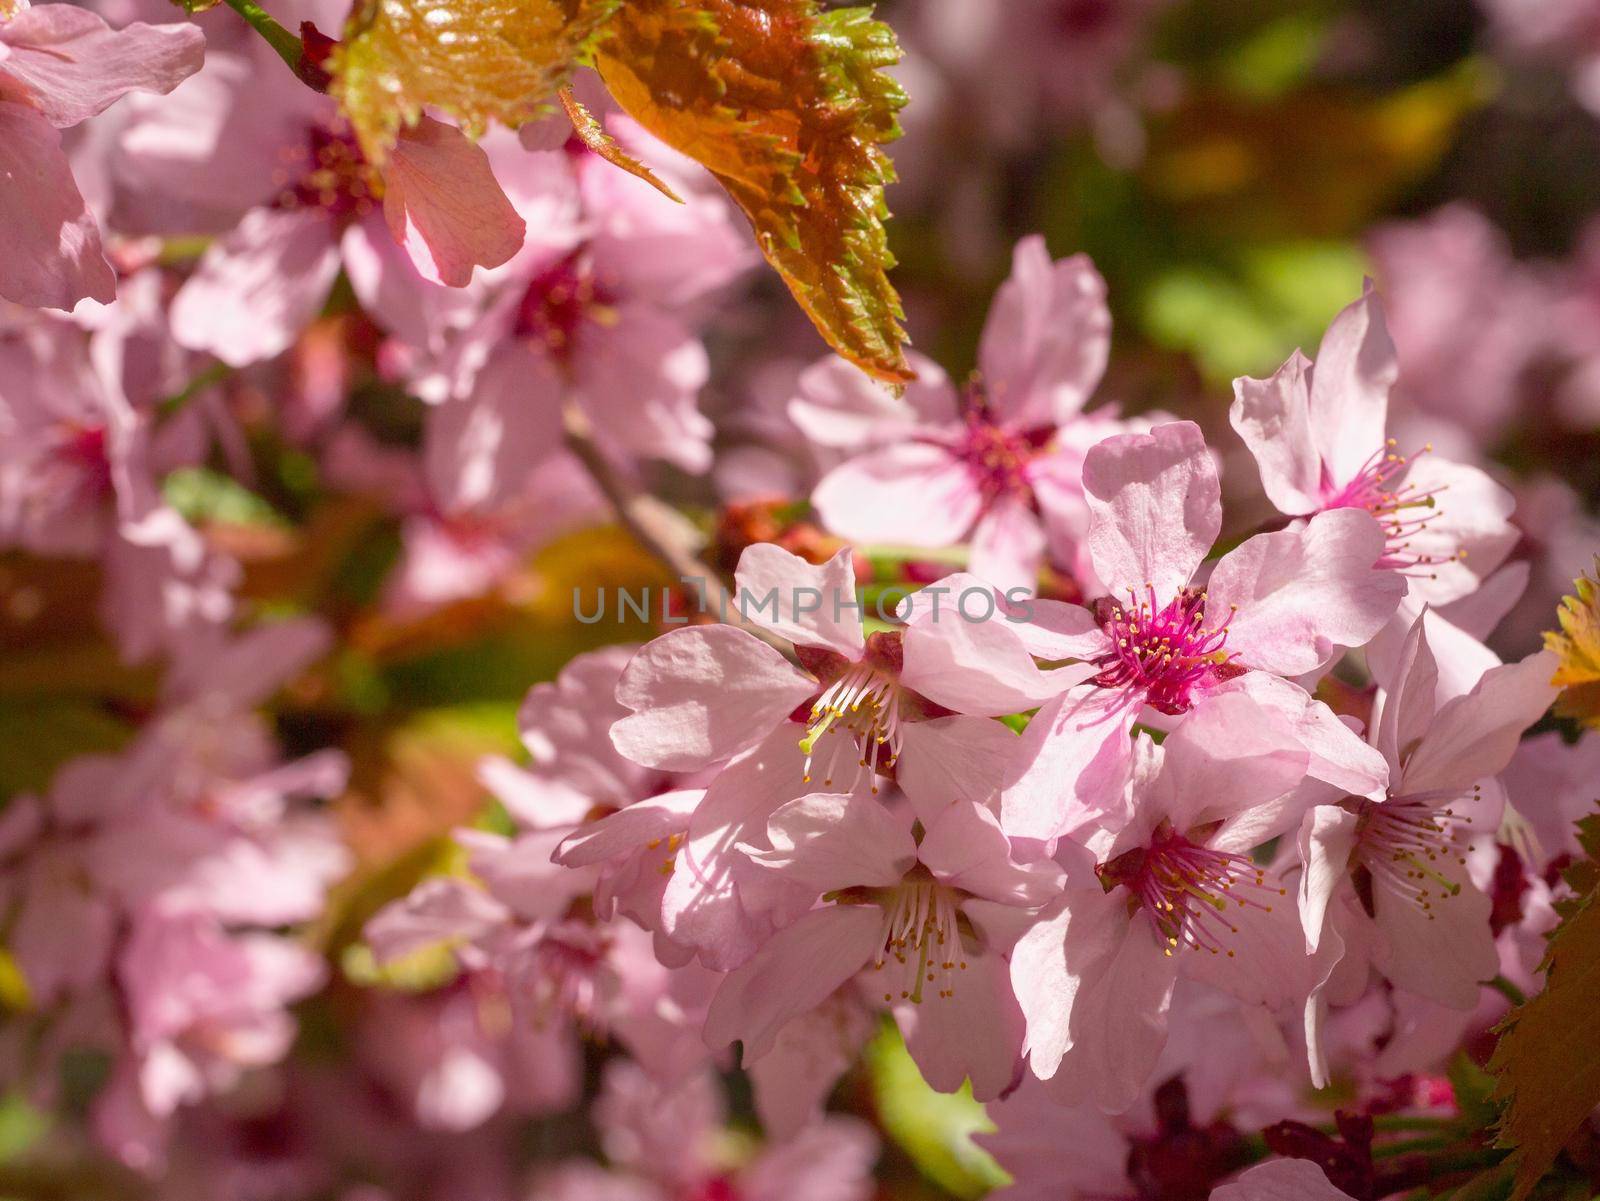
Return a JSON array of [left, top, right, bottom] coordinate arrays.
[[560, 403, 791, 652]]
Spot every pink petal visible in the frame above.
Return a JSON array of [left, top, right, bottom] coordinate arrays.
[[1230, 349, 1321, 515], [0, 6, 203, 128], [1003, 596, 1112, 660], [747, 1001, 875, 1139], [169, 206, 340, 366], [1401, 648, 1559, 795], [341, 216, 481, 351], [660, 727, 816, 969], [1206, 508, 1405, 677], [918, 798, 1051, 906], [364, 878, 508, 965], [896, 716, 1021, 826], [1391, 454, 1517, 606], [1146, 693, 1310, 844], [1001, 686, 1137, 844], [423, 346, 564, 513], [1372, 612, 1438, 783], [733, 543, 864, 658], [900, 575, 1084, 715], [747, 792, 916, 892], [977, 237, 1111, 427], [1306, 286, 1398, 486], [1298, 805, 1360, 956], [554, 789, 701, 867], [1210, 1160, 1358, 1201], [0, 100, 114, 308], [895, 946, 1024, 1100], [1371, 856, 1496, 1010], [787, 351, 952, 447], [969, 495, 1047, 596], [811, 442, 982, 547], [1083, 420, 1220, 598], [574, 306, 713, 473], [611, 624, 817, 772], [740, 1115, 879, 1201], [382, 115, 525, 287], [1012, 887, 1175, 1110], [1211, 671, 1390, 799], [703, 905, 883, 1059]]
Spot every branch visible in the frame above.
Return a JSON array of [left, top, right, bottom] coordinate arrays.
[[560, 402, 789, 651]]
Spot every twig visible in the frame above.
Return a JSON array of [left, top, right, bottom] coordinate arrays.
[[221, 0, 304, 74], [560, 403, 789, 651]]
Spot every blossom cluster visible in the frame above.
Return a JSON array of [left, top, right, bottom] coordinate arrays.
[[1, 0, 1598, 1199]]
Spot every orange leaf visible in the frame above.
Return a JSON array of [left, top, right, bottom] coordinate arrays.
[[593, 0, 912, 385], [559, 86, 681, 203]]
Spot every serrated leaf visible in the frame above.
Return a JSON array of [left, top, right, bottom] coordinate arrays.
[[331, 0, 617, 163], [559, 86, 680, 202], [1489, 809, 1600, 1200], [1544, 561, 1600, 730], [593, 0, 911, 384]]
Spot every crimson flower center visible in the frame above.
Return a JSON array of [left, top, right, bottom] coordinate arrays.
[[1092, 588, 1234, 714], [54, 423, 113, 500], [1322, 439, 1455, 579], [1103, 832, 1285, 958], [274, 123, 382, 225], [954, 412, 1042, 506], [513, 249, 618, 359]]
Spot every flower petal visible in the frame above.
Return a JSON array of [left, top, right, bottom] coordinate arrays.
[[977, 237, 1110, 427], [0, 100, 114, 309], [611, 625, 817, 772], [1207, 508, 1405, 677], [704, 905, 883, 1060], [1083, 420, 1220, 598], [733, 543, 864, 657], [1230, 348, 1321, 516]]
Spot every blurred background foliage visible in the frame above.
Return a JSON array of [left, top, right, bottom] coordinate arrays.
[[3, 0, 1598, 1194]]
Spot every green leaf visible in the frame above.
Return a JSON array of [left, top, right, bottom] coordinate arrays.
[[0, 698, 131, 799], [1489, 809, 1600, 1199], [593, 0, 911, 384], [866, 1024, 1009, 1198], [164, 466, 289, 528]]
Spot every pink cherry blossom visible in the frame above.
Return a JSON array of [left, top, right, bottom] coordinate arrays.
[[1009, 693, 1323, 1110], [1231, 286, 1518, 606], [1000, 419, 1404, 844], [706, 793, 1054, 1100], [1297, 616, 1559, 1086], [609, 544, 1064, 967], [0, 0, 203, 309], [802, 237, 1152, 594], [145, 39, 524, 367], [412, 118, 756, 500]]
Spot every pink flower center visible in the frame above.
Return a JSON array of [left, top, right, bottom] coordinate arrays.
[[513, 249, 618, 359], [1053, 0, 1118, 37], [1091, 588, 1235, 714], [274, 123, 383, 225], [1348, 790, 1478, 920], [1322, 440, 1456, 579], [799, 661, 903, 793], [1102, 831, 1286, 958], [53, 423, 113, 501], [513, 923, 609, 1027], [953, 409, 1043, 506], [859, 876, 967, 1004], [682, 1178, 741, 1201]]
